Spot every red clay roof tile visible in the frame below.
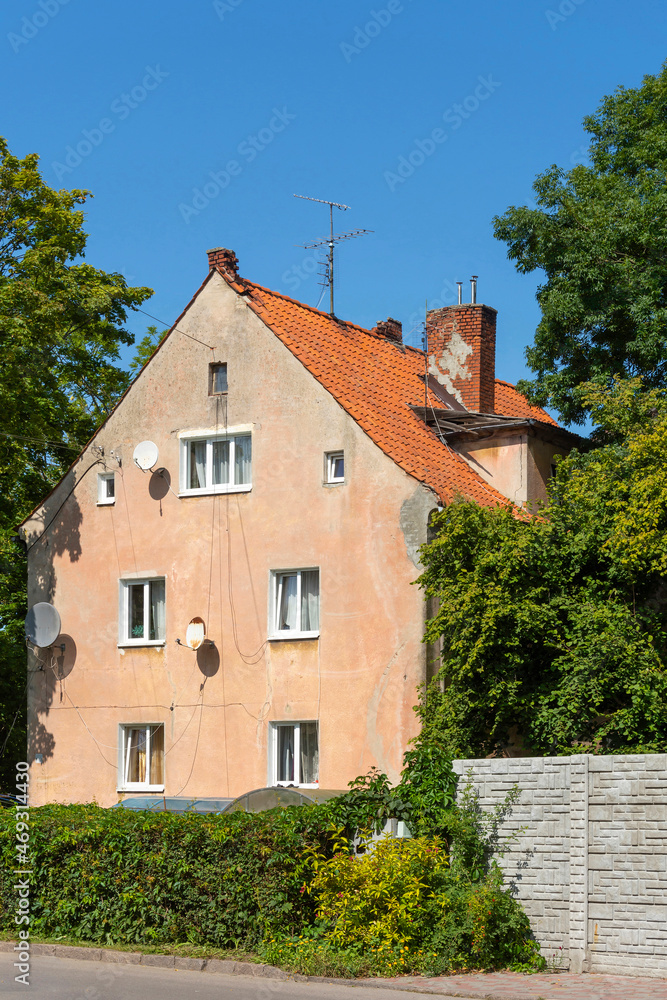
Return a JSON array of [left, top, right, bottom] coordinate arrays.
[[236, 278, 524, 507]]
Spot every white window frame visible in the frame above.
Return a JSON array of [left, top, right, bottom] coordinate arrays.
[[117, 723, 165, 792], [269, 568, 320, 640], [97, 472, 115, 505], [179, 432, 252, 496], [325, 451, 345, 484], [269, 721, 319, 788], [118, 578, 166, 647]]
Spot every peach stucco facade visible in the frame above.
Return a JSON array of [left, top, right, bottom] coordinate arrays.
[[23, 272, 436, 805]]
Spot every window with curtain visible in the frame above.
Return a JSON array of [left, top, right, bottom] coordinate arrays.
[[97, 472, 115, 504], [182, 435, 252, 494], [120, 578, 166, 644], [272, 569, 319, 637], [209, 363, 228, 395], [271, 722, 318, 786], [119, 724, 164, 789]]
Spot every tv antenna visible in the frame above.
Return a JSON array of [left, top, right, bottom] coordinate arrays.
[[294, 194, 372, 317]]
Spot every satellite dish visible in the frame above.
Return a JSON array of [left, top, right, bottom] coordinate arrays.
[[185, 617, 206, 651], [133, 440, 159, 471], [25, 603, 61, 648]]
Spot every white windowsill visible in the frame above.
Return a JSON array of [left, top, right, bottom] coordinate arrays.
[[323, 480, 345, 487], [117, 641, 166, 648], [269, 632, 319, 642], [274, 783, 319, 790], [179, 484, 252, 498], [97, 499, 115, 506], [117, 786, 165, 793]]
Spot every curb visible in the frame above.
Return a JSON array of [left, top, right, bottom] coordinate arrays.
[[0, 940, 578, 998], [0, 941, 290, 981]]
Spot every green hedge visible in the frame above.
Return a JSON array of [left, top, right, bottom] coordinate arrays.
[[0, 752, 545, 975], [0, 804, 320, 947]]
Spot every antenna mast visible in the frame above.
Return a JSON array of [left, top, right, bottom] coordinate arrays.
[[294, 194, 372, 317]]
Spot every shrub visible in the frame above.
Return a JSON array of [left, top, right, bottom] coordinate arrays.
[[261, 834, 541, 976]]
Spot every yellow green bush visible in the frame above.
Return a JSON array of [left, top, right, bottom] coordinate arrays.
[[261, 832, 543, 977]]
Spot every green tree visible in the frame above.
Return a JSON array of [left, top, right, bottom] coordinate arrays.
[[493, 62, 667, 425], [417, 379, 667, 757], [0, 138, 152, 782]]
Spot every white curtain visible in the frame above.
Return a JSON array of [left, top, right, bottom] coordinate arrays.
[[190, 440, 207, 489], [234, 435, 251, 485], [126, 727, 147, 783], [301, 571, 319, 631], [300, 723, 318, 784], [279, 574, 298, 630], [212, 440, 230, 485], [277, 726, 294, 782], [150, 580, 166, 640]]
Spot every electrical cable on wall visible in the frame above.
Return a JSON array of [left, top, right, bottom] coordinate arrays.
[[24, 459, 104, 552]]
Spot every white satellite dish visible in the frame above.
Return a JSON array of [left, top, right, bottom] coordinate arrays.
[[25, 603, 61, 648], [133, 440, 159, 471], [185, 617, 206, 651]]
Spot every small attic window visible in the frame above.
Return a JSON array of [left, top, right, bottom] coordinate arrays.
[[209, 363, 228, 395], [325, 451, 344, 484], [97, 472, 115, 505]]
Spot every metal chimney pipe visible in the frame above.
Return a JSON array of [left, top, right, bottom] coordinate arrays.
[[456, 281, 463, 305], [470, 275, 478, 304]]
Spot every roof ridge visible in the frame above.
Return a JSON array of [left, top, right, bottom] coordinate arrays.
[[242, 279, 372, 335]]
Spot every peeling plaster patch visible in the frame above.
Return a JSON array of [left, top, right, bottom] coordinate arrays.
[[400, 486, 436, 568], [428, 331, 472, 404], [365, 641, 407, 784]]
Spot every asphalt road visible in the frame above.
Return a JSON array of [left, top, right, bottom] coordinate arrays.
[[0, 953, 431, 1000]]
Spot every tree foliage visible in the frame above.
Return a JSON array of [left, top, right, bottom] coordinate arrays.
[[0, 138, 152, 781], [417, 379, 667, 757], [493, 62, 667, 424]]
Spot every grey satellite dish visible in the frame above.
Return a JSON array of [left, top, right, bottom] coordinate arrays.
[[25, 603, 61, 648], [133, 440, 159, 471]]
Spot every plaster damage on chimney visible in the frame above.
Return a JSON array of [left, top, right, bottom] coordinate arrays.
[[428, 332, 473, 405]]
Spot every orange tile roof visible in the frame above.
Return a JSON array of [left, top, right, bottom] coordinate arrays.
[[237, 278, 522, 507], [494, 379, 557, 426]]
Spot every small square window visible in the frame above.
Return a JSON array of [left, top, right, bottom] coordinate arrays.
[[97, 472, 115, 505], [271, 569, 319, 639], [118, 723, 164, 790], [210, 363, 228, 395], [325, 451, 344, 484], [119, 578, 166, 645], [270, 722, 318, 786]]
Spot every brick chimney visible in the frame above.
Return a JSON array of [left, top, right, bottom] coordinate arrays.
[[425, 303, 497, 413], [207, 247, 239, 280], [373, 317, 402, 344]]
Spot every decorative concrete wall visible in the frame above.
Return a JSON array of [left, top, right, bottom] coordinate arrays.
[[453, 755, 667, 977]]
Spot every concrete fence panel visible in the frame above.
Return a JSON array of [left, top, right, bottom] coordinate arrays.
[[453, 754, 667, 977]]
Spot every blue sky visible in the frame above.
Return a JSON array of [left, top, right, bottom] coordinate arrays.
[[3, 0, 667, 412]]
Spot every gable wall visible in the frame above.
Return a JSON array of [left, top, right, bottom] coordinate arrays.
[[24, 274, 435, 805]]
